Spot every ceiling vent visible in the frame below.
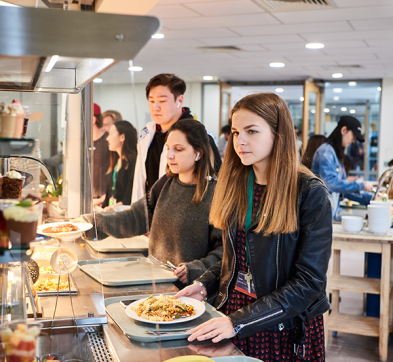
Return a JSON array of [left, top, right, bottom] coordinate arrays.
[[196, 46, 243, 53], [326, 65, 362, 69], [253, 0, 334, 12]]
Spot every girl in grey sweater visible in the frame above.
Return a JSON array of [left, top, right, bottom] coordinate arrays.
[[83, 119, 223, 286]]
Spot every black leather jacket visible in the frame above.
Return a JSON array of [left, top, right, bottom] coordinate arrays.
[[197, 176, 332, 340]]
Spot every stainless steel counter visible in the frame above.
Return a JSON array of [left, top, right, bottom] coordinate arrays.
[[34, 238, 243, 361]]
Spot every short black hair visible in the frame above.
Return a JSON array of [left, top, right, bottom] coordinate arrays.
[[146, 73, 186, 100], [221, 125, 231, 135]]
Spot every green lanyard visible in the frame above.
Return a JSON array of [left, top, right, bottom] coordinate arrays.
[[245, 169, 255, 265], [111, 161, 119, 196]]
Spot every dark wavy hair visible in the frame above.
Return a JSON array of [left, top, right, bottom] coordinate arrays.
[[146, 73, 186, 100], [107, 121, 137, 174], [166, 119, 215, 203]]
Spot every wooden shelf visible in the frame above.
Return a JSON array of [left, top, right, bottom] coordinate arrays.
[[329, 275, 381, 294], [328, 312, 380, 337]]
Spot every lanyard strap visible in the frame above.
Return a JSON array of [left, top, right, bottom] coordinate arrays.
[[245, 168, 255, 265], [111, 162, 119, 196]]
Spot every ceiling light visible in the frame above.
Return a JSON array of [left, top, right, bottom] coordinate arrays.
[[333, 88, 343, 93], [151, 33, 165, 39], [128, 66, 143, 72], [325, 82, 330, 87], [311, 109, 316, 114], [348, 81, 357, 86], [275, 88, 284, 93], [341, 107, 347, 112], [332, 106, 336, 108], [93, 78, 103, 83], [350, 109, 356, 114], [324, 108, 330, 113], [45, 55, 59, 73], [203, 76, 214, 81], [333, 96, 340, 101], [299, 97, 304, 102], [332, 73, 343, 79], [378, 87, 382, 91], [269, 62, 285, 68], [306, 43, 324, 49]]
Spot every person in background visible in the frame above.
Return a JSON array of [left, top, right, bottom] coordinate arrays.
[[102, 110, 122, 132], [101, 121, 137, 210], [131, 73, 222, 204], [82, 119, 223, 286], [294, 126, 303, 158], [217, 125, 231, 160], [311, 115, 373, 220], [176, 93, 332, 361], [301, 134, 327, 170], [92, 103, 110, 200]]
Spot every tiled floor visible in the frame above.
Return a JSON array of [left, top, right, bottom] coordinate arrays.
[[325, 250, 393, 361]]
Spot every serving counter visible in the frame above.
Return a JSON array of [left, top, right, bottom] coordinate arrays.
[[28, 238, 243, 361]]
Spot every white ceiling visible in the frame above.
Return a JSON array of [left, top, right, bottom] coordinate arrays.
[[99, 0, 393, 85]]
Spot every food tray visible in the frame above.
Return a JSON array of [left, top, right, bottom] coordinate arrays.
[[78, 257, 178, 286], [31, 245, 59, 266], [85, 235, 149, 253], [104, 294, 224, 342], [34, 274, 77, 296]]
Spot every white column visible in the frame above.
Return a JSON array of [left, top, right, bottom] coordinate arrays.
[[378, 78, 393, 176]]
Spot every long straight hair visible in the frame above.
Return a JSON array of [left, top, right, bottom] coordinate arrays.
[[301, 134, 327, 169], [107, 121, 137, 174], [210, 93, 314, 235], [327, 125, 345, 164], [166, 119, 215, 203]]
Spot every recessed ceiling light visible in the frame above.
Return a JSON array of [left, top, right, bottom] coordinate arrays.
[[333, 88, 343, 93], [348, 81, 357, 86], [350, 109, 356, 114], [306, 43, 324, 49], [128, 66, 143, 72], [324, 108, 330, 113], [378, 87, 382, 91], [151, 33, 165, 39], [311, 109, 316, 114], [203, 75, 213, 81], [93, 78, 103, 83], [332, 73, 343, 79], [341, 107, 347, 112], [333, 96, 340, 101], [275, 88, 284, 93], [269, 62, 285, 68], [299, 97, 304, 102]]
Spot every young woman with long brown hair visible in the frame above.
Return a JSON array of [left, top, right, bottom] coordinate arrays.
[[83, 119, 223, 286], [176, 93, 332, 361]]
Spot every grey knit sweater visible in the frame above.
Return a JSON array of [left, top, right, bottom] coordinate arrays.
[[83, 176, 223, 285]]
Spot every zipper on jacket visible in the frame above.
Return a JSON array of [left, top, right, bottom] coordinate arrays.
[[217, 227, 237, 309], [233, 309, 284, 334], [276, 235, 280, 290]]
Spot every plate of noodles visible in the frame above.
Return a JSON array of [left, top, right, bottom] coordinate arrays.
[[37, 222, 92, 237], [126, 294, 205, 324]]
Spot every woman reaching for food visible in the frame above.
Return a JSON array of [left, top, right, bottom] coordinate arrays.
[[82, 119, 222, 286], [175, 93, 332, 361]]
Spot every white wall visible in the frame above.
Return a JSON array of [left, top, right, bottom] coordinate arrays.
[[378, 78, 393, 176], [93, 82, 204, 134]]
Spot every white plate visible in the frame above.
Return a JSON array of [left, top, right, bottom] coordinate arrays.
[[37, 222, 93, 237], [126, 296, 205, 325], [114, 205, 131, 212]]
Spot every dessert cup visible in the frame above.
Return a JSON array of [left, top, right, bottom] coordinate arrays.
[[0, 115, 16, 138], [0, 320, 43, 362]]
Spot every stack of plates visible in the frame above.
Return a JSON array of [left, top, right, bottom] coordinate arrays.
[[368, 202, 391, 234]]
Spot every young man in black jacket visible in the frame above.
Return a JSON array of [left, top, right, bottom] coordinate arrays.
[[131, 73, 221, 204]]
